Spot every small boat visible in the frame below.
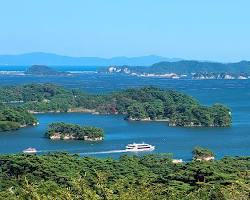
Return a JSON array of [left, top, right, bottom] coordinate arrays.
[[23, 147, 38, 154], [126, 143, 155, 152]]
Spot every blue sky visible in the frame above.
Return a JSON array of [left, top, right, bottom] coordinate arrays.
[[0, 0, 250, 61]]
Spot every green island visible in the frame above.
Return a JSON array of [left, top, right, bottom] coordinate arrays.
[[45, 122, 104, 141], [0, 83, 232, 128], [0, 103, 37, 132], [0, 148, 249, 200], [25, 65, 69, 76], [192, 146, 215, 161]]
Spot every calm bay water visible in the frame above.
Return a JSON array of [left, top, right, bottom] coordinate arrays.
[[0, 72, 249, 160]]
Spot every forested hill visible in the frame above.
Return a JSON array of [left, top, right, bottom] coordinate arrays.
[[0, 103, 37, 131], [0, 84, 232, 127], [151, 60, 250, 73], [0, 152, 249, 199], [107, 60, 250, 74], [25, 65, 69, 76]]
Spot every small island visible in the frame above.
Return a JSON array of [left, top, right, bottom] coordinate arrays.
[[25, 65, 69, 76], [45, 122, 104, 141], [192, 146, 215, 161], [0, 103, 38, 132]]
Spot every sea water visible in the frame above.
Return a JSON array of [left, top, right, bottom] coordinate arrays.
[[0, 72, 249, 160]]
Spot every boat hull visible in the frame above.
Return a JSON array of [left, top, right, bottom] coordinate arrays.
[[23, 148, 38, 154], [126, 147, 155, 152]]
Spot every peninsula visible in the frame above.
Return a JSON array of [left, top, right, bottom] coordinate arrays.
[[0, 84, 232, 127]]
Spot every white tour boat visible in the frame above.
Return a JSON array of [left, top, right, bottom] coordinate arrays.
[[126, 143, 155, 152], [23, 147, 38, 154]]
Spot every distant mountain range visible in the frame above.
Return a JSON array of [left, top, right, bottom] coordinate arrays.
[[0, 52, 181, 66]]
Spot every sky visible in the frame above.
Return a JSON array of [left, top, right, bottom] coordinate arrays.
[[0, 0, 250, 62]]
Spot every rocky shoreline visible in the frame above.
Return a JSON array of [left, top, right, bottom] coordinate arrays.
[[19, 122, 39, 128], [28, 108, 100, 115], [49, 132, 103, 141], [128, 118, 227, 128], [27, 110, 229, 128], [195, 156, 215, 161], [107, 66, 250, 80], [128, 117, 169, 122]]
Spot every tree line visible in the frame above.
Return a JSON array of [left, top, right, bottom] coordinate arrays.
[[0, 149, 249, 199]]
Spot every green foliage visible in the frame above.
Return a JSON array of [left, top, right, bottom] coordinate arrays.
[[46, 122, 104, 139], [0, 121, 20, 132], [127, 103, 147, 120], [192, 146, 215, 160], [0, 84, 232, 127], [144, 100, 164, 120], [0, 103, 37, 132], [25, 65, 68, 76], [117, 60, 250, 74], [0, 153, 249, 199], [211, 104, 232, 127], [0, 83, 72, 103]]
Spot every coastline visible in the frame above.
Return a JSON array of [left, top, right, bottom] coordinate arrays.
[[49, 133, 103, 141], [128, 117, 169, 122], [28, 110, 230, 128], [28, 108, 100, 115]]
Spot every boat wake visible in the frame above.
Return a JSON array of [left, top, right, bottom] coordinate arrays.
[[79, 149, 128, 155], [37, 149, 128, 155], [36, 143, 155, 155]]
